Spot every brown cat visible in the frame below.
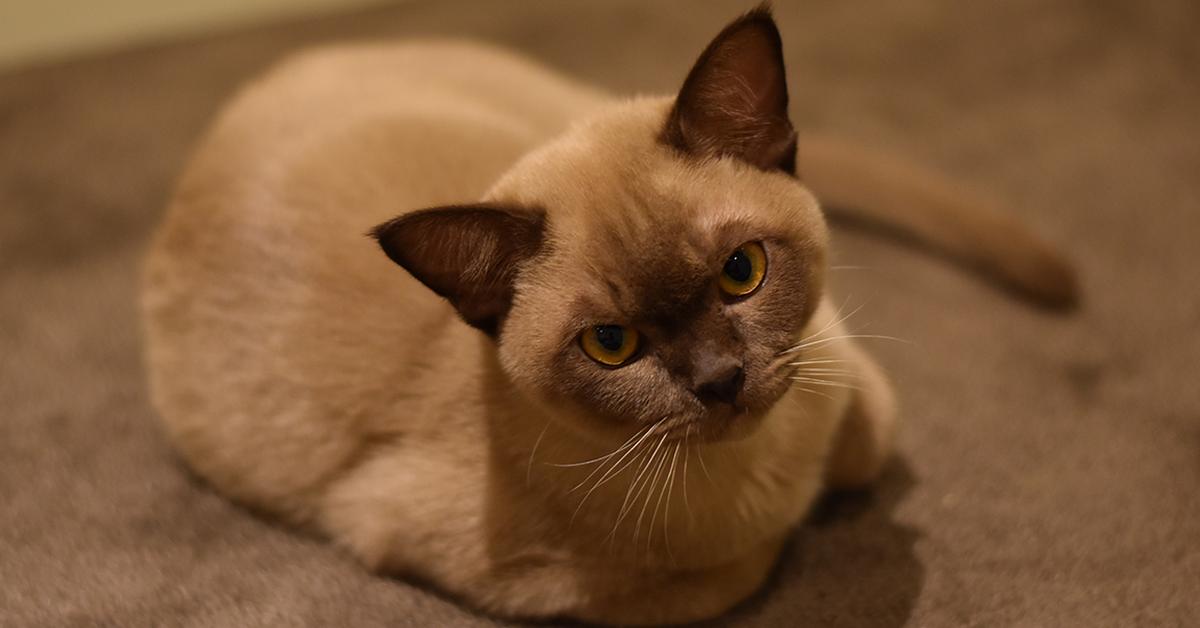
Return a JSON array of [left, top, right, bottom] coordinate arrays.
[[141, 7, 1075, 625]]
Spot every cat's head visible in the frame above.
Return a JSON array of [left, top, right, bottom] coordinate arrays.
[[374, 7, 827, 441]]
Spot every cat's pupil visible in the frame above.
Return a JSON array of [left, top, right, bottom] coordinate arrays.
[[594, 325, 624, 352], [724, 250, 752, 282]]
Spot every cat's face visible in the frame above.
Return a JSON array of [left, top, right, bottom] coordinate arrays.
[[492, 102, 826, 441], [373, 8, 822, 441]]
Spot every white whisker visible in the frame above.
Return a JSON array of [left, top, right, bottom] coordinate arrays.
[[648, 442, 678, 545], [526, 419, 551, 487], [780, 333, 910, 356], [695, 443, 713, 484], [791, 368, 862, 377], [633, 438, 672, 550], [568, 420, 665, 527], [605, 447, 654, 538], [606, 429, 670, 545], [656, 442, 681, 562], [788, 376, 863, 391], [681, 433, 693, 523], [775, 296, 864, 362], [568, 421, 657, 494], [786, 358, 852, 366], [789, 385, 837, 401], [551, 423, 650, 468]]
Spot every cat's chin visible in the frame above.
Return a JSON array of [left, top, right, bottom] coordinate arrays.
[[674, 406, 765, 444]]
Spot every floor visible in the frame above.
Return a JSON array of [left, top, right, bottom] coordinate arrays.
[[1, 1, 1198, 626]]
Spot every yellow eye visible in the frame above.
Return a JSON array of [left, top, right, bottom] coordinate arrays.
[[580, 325, 640, 367], [718, 241, 767, 297]]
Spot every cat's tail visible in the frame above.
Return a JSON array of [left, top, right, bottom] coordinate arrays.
[[796, 133, 1079, 309]]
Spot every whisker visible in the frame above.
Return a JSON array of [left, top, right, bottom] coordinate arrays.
[[775, 296, 868, 361], [790, 363, 860, 372], [681, 433, 693, 523], [831, 300, 868, 329], [616, 434, 664, 516], [603, 447, 654, 542], [695, 443, 714, 484], [608, 450, 659, 550], [568, 420, 665, 526], [565, 453, 629, 506], [790, 368, 862, 377], [780, 333, 910, 356], [526, 419, 552, 487], [633, 439, 672, 550], [648, 441, 678, 547], [793, 377, 861, 387], [568, 421, 658, 494], [789, 385, 837, 401], [788, 376, 863, 391], [777, 357, 852, 375], [606, 430, 670, 545], [780, 298, 853, 353], [657, 442, 681, 563], [551, 424, 650, 468], [569, 445, 646, 526], [786, 358, 853, 366]]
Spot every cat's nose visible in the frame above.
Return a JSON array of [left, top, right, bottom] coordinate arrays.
[[694, 363, 745, 407]]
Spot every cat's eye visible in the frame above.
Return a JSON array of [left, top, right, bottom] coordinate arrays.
[[580, 325, 640, 367], [719, 241, 767, 298]]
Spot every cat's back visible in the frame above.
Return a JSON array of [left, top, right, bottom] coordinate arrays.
[[141, 41, 604, 519], [178, 40, 605, 212]]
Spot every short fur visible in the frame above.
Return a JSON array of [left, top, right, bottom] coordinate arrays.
[[142, 7, 1074, 625]]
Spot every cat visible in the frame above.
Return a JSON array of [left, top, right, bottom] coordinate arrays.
[[141, 6, 1076, 625]]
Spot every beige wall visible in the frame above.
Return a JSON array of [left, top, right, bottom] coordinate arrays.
[[0, 0, 388, 69]]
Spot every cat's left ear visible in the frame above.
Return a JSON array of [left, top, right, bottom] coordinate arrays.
[[371, 204, 545, 336], [661, 5, 797, 174]]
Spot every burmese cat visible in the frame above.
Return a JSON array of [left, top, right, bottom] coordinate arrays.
[[142, 7, 1076, 625]]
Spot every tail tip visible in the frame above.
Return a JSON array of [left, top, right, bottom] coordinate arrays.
[[1019, 252, 1081, 312]]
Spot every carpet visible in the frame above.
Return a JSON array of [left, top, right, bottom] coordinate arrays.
[[2, 1, 1198, 626]]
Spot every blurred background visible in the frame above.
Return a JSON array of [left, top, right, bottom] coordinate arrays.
[[1, 1, 1197, 627], [0, 0, 387, 69]]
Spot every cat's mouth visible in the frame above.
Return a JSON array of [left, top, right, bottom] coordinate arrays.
[[665, 370, 793, 443], [661, 404, 761, 444]]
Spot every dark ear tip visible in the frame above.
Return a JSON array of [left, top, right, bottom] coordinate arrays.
[[368, 215, 410, 267], [748, 2, 775, 19], [742, 2, 779, 29], [367, 216, 395, 241], [712, 4, 783, 55]]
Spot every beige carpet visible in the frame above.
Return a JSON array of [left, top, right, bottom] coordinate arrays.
[[2, 1, 1198, 626]]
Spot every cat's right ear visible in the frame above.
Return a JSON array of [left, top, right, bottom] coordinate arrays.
[[371, 204, 545, 336]]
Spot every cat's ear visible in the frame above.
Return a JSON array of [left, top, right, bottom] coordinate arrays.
[[371, 204, 545, 336], [661, 5, 797, 174]]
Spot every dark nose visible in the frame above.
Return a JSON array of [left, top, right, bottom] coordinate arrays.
[[694, 363, 745, 407]]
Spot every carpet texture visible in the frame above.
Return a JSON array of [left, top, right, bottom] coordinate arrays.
[[2, 1, 1198, 626]]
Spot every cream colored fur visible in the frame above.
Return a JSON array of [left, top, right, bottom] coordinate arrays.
[[141, 37, 1059, 624]]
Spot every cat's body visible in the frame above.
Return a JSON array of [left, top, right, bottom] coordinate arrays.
[[143, 10, 1072, 625]]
